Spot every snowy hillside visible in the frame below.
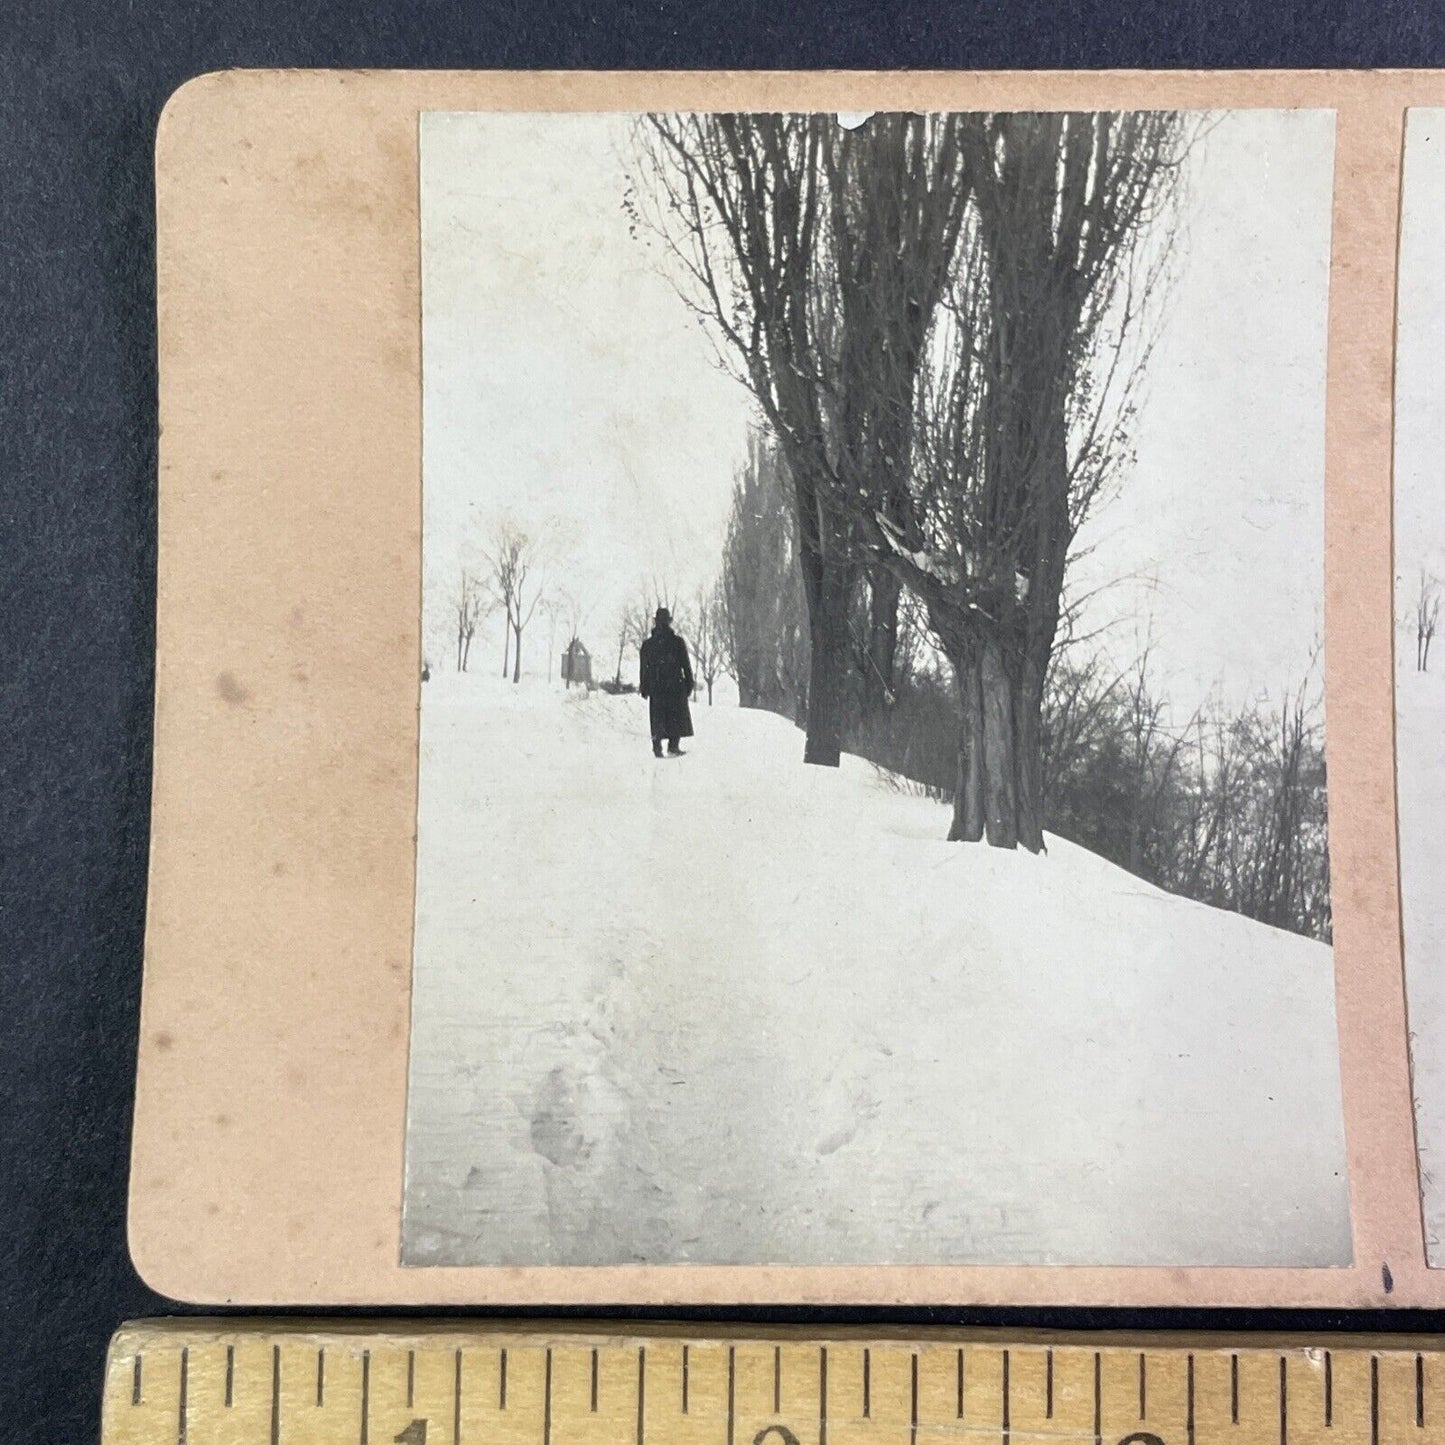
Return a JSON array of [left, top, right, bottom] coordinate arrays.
[[402, 672, 1350, 1267], [1397, 667, 1445, 1260]]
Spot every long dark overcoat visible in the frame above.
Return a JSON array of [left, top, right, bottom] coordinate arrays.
[[639, 625, 695, 740]]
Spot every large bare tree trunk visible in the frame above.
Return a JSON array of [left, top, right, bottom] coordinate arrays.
[[867, 111, 1185, 851], [799, 560, 852, 767], [949, 642, 986, 843], [1013, 660, 1047, 855], [825, 117, 961, 722], [945, 630, 1043, 852], [978, 636, 1020, 850], [785, 450, 857, 767], [1010, 415, 1069, 856]]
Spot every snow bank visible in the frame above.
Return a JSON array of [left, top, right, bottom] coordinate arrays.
[[402, 672, 1350, 1266]]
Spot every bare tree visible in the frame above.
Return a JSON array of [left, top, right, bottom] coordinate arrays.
[[453, 567, 486, 672], [1419, 569, 1441, 672], [486, 525, 520, 679], [860, 112, 1188, 849], [510, 571, 543, 683], [1040, 649, 1126, 813], [1119, 643, 1199, 877], [612, 611, 630, 688], [486, 523, 544, 683], [1042, 644, 1329, 941], [721, 433, 811, 720], [640, 110, 1186, 840], [613, 590, 652, 687], [817, 117, 973, 719], [1242, 682, 1314, 930], [690, 579, 728, 705], [636, 115, 960, 764]]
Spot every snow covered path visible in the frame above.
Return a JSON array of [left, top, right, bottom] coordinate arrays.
[[402, 675, 1351, 1267]]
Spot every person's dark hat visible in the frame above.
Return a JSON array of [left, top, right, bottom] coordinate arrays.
[[655, 606, 671, 625]]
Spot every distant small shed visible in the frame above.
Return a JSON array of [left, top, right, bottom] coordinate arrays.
[[561, 638, 593, 688]]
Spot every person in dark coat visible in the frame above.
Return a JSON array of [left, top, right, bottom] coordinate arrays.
[[638, 607, 695, 757]]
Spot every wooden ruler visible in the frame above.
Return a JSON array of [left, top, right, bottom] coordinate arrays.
[[103, 1322, 1445, 1445]]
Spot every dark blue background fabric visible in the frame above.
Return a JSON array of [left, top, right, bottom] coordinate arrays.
[[6, 1, 1445, 1434]]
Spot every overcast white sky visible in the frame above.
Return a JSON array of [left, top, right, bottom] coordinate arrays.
[[421, 108, 1334, 713], [1397, 110, 1445, 606]]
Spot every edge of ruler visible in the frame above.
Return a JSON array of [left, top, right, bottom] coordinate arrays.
[[104, 1319, 1445, 1445], [104, 1318, 1445, 1351]]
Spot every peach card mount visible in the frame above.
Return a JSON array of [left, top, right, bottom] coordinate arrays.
[[132, 68, 1445, 1307]]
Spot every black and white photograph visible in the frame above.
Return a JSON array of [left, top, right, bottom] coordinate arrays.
[[1395, 107, 1445, 1267], [402, 106, 1348, 1267]]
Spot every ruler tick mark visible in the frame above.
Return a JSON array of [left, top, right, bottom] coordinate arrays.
[[1093, 1352, 1102, 1445], [1372, 1357, 1380, 1445], [1326, 1351, 1333, 1427], [1186, 1354, 1195, 1445], [863, 1348, 871, 1418], [727, 1347, 736, 1445], [225, 1346, 234, 1409], [132, 1354, 142, 1406], [1280, 1355, 1288, 1445], [270, 1345, 280, 1445], [361, 1349, 371, 1445], [1419, 1353, 1426, 1428], [454, 1349, 462, 1445], [1001, 1349, 1009, 1445], [407, 1349, 415, 1409], [591, 1348, 599, 1412], [500, 1348, 508, 1410], [774, 1345, 782, 1415], [317, 1348, 325, 1407], [637, 1347, 646, 1445], [1232, 1354, 1240, 1425], [911, 1353, 920, 1445], [1046, 1349, 1053, 1420], [682, 1345, 690, 1414], [820, 1348, 828, 1445], [544, 1349, 553, 1445], [1139, 1351, 1147, 1420], [178, 1347, 189, 1445]]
